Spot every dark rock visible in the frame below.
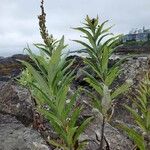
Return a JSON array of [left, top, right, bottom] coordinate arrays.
[[0, 54, 30, 80], [66, 55, 85, 73], [0, 56, 4, 60], [0, 76, 11, 81], [116, 45, 150, 54], [12, 54, 30, 60], [0, 81, 34, 126], [0, 114, 50, 150]]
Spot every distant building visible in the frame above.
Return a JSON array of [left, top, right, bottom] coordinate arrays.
[[136, 32, 148, 42], [122, 34, 136, 42], [122, 27, 150, 43]]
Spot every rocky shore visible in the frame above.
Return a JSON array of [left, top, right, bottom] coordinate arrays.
[[0, 54, 31, 81], [116, 44, 150, 54], [0, 54, 149, 150]]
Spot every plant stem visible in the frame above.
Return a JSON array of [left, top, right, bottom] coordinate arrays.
[[99, 116, 106, 150]]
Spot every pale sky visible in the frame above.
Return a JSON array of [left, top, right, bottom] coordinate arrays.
[[0, 0, 150, 56]]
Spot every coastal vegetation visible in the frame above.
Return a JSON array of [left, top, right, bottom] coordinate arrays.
[[19, 1, 93, 149], [73, 16, 132, 149], [18, 0, 150, 149], [120, 73, 150, 150]]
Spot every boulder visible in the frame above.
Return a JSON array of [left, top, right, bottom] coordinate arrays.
[[0, 114, 50, 150], [77, 93, 133, 150], [0, 81, 34, 126], [0, 54, 30, 81], [81, 117, 133, 150]]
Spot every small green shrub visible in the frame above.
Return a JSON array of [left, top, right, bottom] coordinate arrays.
[[74, 16, 132, 149], [120, 73, 150, 150]]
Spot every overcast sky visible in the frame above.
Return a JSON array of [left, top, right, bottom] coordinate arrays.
[[0, 0, 150, 56]]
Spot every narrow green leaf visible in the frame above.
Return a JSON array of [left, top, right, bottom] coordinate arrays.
[[125, 105, 146, 130], [39, 108, 63, 127], [73, 117, 93, 144], [63, 91, 79, 120], [69, 107, 82, 128], [120, 125, 145, 150], [105, 67, 120, 86], [57, 85, 69, 116], [95, 20, 109, 40], [66, 127, 78, 146], [111, 82, 131, 100], [74, 27, 96, 49], [101, 46, 109, 74], [21, 61, 50, 95], [83, 70, 103, 96]]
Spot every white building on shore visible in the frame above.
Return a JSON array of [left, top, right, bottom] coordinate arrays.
[[122, 27, 150, 43]]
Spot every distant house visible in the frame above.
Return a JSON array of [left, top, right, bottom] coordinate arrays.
[[122, 27, 150, 43], [136, 32, 148, 42], [122, 34, 136, 43]]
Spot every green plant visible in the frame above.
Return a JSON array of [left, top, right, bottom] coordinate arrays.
[[73, 16, 132, 149], [120, 73, 150, 150], [19, 1, 93, 150]]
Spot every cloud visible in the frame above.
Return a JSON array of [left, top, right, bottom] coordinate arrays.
[[0, 0, 150, 56]]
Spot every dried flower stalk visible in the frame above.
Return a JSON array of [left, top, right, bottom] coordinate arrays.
[[38, 0, 54, 47]]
